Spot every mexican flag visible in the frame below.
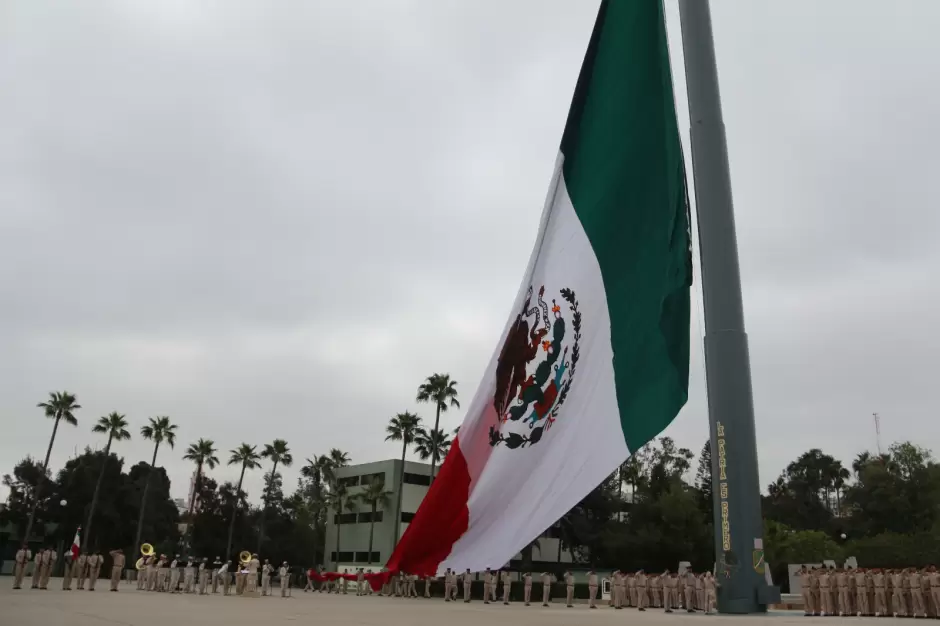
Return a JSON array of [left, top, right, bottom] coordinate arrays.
[[71, 526, 81, 559], [386, 0, 691, 576]]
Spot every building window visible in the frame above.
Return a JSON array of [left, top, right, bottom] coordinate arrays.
[[330, 551, 354, 563], [338, 475, 360, 488], [355, 552, 381, 563], [403, 472, 430, 487], [401, 512, 416, 523], [333, 513, 358, 524], [361, 472, 386, 486], [358, 511, 384, 523]]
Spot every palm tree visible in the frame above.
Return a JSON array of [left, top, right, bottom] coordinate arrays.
[[829, 461, 851, 516], [135, 416, 177, 550], [257, 439, 293, 552], [358, 479, 392, 564], [413, 427, 452, 469], [225, 443, 262, 559], [300, 454, 336, 568], [326, 481, 356, 570], [86, 412, 132, 546], [416, 373, 460, 480], [385, 411, 421, 542], [24, 391, 81, 545], [182, 438, 219, 550]]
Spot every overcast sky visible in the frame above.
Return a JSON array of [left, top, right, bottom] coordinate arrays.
[[2, 1, 938, 506]]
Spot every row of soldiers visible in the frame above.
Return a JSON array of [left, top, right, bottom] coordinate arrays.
[[135, 553, 292, 597], [11, 546, 124, 592], [306, 565, 718, 612], [799, 565, 940, 618]]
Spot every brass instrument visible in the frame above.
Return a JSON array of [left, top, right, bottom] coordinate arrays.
[[141, 543, 154, 557], [135, 558, 146, 570], [239, 551, 251, 565]]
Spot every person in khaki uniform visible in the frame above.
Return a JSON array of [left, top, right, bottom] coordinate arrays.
[[564, 571, 574, 607], [523, 572, 532, 606], [246, 555, 260, 594], [61, 551, 75, 590], [684, 570, 696, 612], [799, 566, 814, 615], [40, 548, 57, 589], [704, 572, 718, 615], [169, 556, 181, 593], [927, 566, 940, 618], [109, 549, 125, 591], [587, 569, 598, 608], [76, 552, 89, 590], [443, 568, 453, 601], [891, 569, 907, 617], [501, 570, 512, 605], [423, 574, 432, 598], [911, 568, 927, 618], [482, 568, 493, 604], [818, 568, 831, 615], [615, 571, 626, 609], [278, 563, 289, 597], [627, 572, 637, 607], [12, 545, 30, 590], [262, 560, 273, 596], [663, 572, 677, 613], [835, 568, 848, 616], [854, 567, 870, 616], [30, 549, 44, 589], [872, 568, 887, 617], [219, 560, 231, 595], [540, 571, 552, 606], [636, 570, 649, 610], [199, 559, 210, 595], [89, 552, 103, 591], [696, 572, 706, 610], [184, 559, 196, 593], [463, 569, 473, 603]]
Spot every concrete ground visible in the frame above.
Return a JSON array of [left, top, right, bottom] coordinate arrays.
[[0, 579, 914, 625]]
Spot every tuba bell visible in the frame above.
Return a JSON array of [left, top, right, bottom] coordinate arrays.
[[135, 557, 146, 571], [141, 543, 154, 557], [239, 551, 251, 565]]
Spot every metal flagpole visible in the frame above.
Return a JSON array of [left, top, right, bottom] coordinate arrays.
[[677, 0, 780, 614]]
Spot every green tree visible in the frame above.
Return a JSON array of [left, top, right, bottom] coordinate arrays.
[[413, 427, 452, 469], [695, 440, 713, 520], [358, 478, 392, 564], [257, 439, 293, 552], [225, 444, 261, 560], [385, 411, 421, 542], [182, 439, 219, 550], [24, 391, 80, 545], [86, 412, 132, 546], [299, 455, 333, 567], [326, 481, 356, 569], [416, 373, 459, 480], [135, 416, 177, 551], [0, 457, 51, 536]]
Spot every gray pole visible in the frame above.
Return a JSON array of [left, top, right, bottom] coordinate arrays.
[[677, 0, 778, 614]]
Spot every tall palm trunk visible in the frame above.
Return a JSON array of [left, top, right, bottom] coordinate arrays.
[[310, 473, 321, 568], [334, 496, 343, 570], [367, 502, 377, 564], [185, 461, 203, 553], [394, 441, 406, 544], [134, 441, 161, 551], [430, 405, 442, 481], [257, 459, 279, 553], [226, 464, 247, 561], [23, 416, 61, 545], [85, 434, 114, 549]]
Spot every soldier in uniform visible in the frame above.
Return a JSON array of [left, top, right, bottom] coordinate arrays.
[[540, 571, 552, 606], [40, 547, 57, 589], [684, 569, 696, 612], [836, 567, 850, 616], [30, 549, 44, 589], [626, 572, 637, 607], [818, 567, 831, 616], [220, 560, 232, 595], [62, 550, 75, 591], [481, 568, 491, 604], [501, 570, 512, 605], [12, 544, 30, 590], [109, 549, 125, 591], [247, 554, 260, 594], [615, 570, 626, 609], [77, 552, 90, 590], [169, 555, 181, 593], [650, 570, 661, 608], [443, 568, 453, 601], [279, 562, 290, 597], [523, 572, 532, 606], [911, 567, 927, 618], [704, 572, 718, 615], [587, 569, 598, 608], [854, 567, 869, 617], [88, 551, 102, 591], [663, 571, 676, 613], [892, 568, 908, 617], [799, 565, 814, 616], [928, 566, 940, 619], [210, 557, 222, 593], [199, 558, 210, 595], [695, 572, 706, 611], [872, 568, 887, 617], [463, 568, 473, 603], [424, 573, 432, 598], [154, 555, 167, 592], [636, 569, 649, 611], [262, 560, 273, 596], [564, 571, 574, 607], [184, 558, 196, 593]]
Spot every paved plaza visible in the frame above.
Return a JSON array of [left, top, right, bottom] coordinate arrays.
[[0, 580, 914, 625]]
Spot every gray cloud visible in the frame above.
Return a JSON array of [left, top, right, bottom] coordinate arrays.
[[2, 1, 938, 504]]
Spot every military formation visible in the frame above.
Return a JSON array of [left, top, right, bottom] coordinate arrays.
[[134, 552, 292, 598], [799, 565, 940, 618]]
